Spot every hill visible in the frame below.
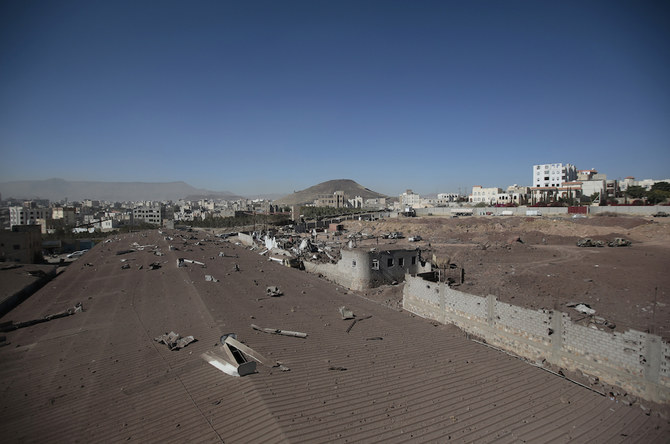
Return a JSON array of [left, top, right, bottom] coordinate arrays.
[[275, 179, 386, 206], [0, 178, 242, 202]]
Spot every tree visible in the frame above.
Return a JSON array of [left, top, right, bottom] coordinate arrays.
[[651, 181, 670, 192], [647, 189, 670, 205], [625, 186, 646, 199]]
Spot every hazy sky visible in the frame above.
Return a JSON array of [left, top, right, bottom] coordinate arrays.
[[1, 1, 668, 196]]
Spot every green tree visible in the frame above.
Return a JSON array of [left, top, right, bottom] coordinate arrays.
[[651, 181, 670, 192], [647, 189, 670, 205], [625, 186, 646, 199]]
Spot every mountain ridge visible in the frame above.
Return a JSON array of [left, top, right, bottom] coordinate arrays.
[[0, 178, 243, 202]]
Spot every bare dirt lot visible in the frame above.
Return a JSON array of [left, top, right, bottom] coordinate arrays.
[[342, 213, 670, 340]]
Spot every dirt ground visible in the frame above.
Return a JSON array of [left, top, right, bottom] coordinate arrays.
[[342, 213, 670, 340]]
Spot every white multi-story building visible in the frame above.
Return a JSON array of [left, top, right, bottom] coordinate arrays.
[[9, 206, 51, 228], [532, 163, 577, 188], [400, 190, 421, 207], [469, 186, 502, 205], [436, 193, 459, 205]]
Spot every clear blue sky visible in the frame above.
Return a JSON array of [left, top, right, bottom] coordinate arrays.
[[1, 1, 668, 197]]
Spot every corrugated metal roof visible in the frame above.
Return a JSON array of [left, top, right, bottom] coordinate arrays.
[[1, 230, 667, 443]]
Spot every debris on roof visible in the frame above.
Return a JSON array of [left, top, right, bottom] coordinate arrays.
[[266, 286, 282, 297], [251, 323, 307, 338], [154, 331, 196, 350], [0, 302, 83, 332], [203, 335, 289, 377], [205, 275, 219, 282], [567, 302, 596, 315], [339, 306, 354, 320], [346, 314, 372, 333]]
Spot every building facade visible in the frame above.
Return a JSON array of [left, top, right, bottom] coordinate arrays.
[[469, 186, 502, 204], [132, 206, 164, 226], [0, 225, 43, 263], [533, 163, 577, 188], [9, 206, 51, 228]]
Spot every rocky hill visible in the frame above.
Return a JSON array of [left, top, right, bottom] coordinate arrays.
[[275, 179, 386, 206]]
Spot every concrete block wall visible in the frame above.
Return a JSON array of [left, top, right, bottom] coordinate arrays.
[[303, 261, 357, 290], [403, 274, 670, 404], [414, 205, 667, 217]]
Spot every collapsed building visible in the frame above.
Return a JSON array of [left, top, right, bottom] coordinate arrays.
[[233, 228, 431, 291]]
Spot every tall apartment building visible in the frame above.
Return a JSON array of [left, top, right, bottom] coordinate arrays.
[[400, 190, 421, 207], [532, 163, 577, 188], [9, 206, 51, 228], [132, 206, 164, 226]]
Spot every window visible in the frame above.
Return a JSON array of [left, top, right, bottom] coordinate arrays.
[[371, 259, 379, 270], [411, 256, 416, 265], [387, 258, 394, 267], [398, 257, 404, 267], [352, 260, 356, 268]]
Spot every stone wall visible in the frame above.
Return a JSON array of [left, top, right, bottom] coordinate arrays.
[[415, 205, 667, 217], [403, 274, 670, 404]]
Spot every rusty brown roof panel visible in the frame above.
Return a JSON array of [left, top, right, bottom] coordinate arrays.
[[1, 229, 668, 443]]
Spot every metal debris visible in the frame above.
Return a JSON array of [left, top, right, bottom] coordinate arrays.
[[266, 286, 283, 297], [0, 303, 83, 332], [346, 315, 372, 333], [251, 324, 307, 338], [203, 335, 289, 377], [205, 275, 219, 282], [339, 306, 355, 320], [154, 331, 196, 351]]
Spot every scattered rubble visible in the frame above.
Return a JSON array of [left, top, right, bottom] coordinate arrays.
[[346, 315, 372, 333], [154, 331, 196, 350], [339, 306, 355, 320], [0, 303, 83, 332], [266, 286, 283, 297], [567, 302, 596, 315]]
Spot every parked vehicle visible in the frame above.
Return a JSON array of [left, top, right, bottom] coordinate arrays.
[[67, 249, 89, 258], [577, 238, 604, 247], [608, 238, 631, 247]]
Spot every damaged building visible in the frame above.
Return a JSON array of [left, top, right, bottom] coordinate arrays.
[[303, 247, 431, 291]]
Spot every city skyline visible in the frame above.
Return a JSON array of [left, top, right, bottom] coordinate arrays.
[[1, 1, 669, 196]]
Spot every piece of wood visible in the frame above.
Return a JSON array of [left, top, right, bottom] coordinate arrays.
[[250, 323, 308, 338], [346, 315, 372, 333]]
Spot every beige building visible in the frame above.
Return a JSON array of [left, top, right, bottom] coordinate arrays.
[[0, 225, 43, 263]]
